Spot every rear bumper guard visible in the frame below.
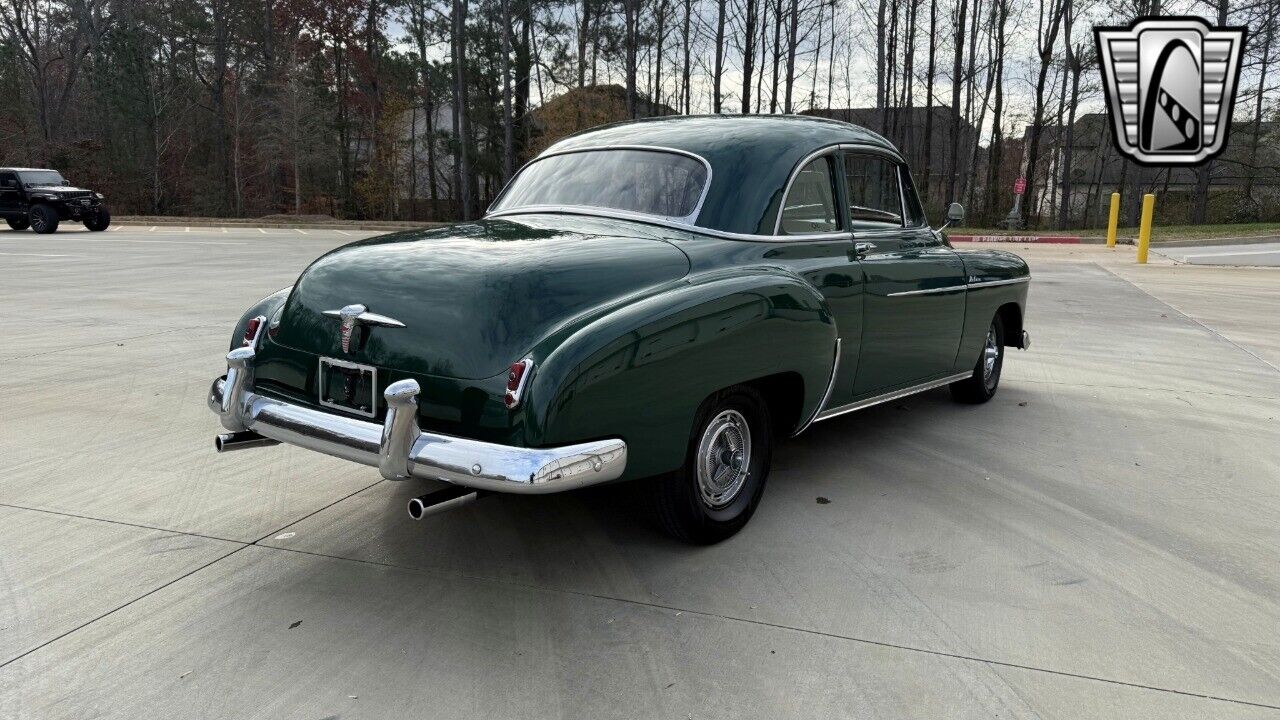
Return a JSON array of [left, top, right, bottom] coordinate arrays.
[[209, 347, 627, 493]]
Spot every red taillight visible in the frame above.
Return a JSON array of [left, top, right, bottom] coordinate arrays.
[[242, 316, 264, 347], [504, 359, 533, 409]]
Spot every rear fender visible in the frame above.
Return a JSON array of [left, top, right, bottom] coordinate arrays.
[[526, 270, 837, 480], [229, 287, 292, 351]]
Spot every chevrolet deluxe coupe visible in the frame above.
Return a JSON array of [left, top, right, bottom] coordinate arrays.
[[210, 115, 1030, 543]]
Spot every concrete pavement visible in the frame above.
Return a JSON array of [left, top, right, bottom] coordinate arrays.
[[1156, 241, 1280, 267], [1, 227, 1278, 718]]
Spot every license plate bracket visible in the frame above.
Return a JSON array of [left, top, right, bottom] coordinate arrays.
[[318, 357, 378, 418]]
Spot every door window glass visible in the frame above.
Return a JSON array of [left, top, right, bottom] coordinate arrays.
[[900, 169, 928, 227], [842, 154, 903, 229], [779, 157, 840, 234], [0, 173, 16, 189]]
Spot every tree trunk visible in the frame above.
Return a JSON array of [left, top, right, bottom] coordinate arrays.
[[713, 0, 726, 113], [770, 0, 783, 113], [741, 0, 758, 113], [1242, 0, 1274, 200], [947, 0, 968, 203], [784, 0, 799, 113], [922, 0, 937, 201], [682, 0, 692, 114], [1020, 0, 1067, 227], [501, 0, 513, 181], [625, 0, 639, 117], [452, 0, 472, 219]]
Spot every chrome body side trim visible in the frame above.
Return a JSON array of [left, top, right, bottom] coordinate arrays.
[[887, 275, 1032, 297], [792, 338, 841, 437], [966, 276, 1031, 289], [813, 371, 973, 423], [888, 284, 969, 297], [209, 350, 627, 494]]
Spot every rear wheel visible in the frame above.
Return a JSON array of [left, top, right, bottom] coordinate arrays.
[[84, 207, 110, 231], [653, 386, 773, 544], [29, 205, 59, 234], [5, 216, 29, 231], [950, 314, 1005, 404]]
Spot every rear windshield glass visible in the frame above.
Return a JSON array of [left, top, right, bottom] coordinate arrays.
[[494, 149, 709, 220]]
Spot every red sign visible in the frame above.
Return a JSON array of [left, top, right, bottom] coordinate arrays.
[[1013, 177, 1026, 195]]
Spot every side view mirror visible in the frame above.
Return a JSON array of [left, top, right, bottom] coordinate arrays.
[[938, 202, 965, 231]]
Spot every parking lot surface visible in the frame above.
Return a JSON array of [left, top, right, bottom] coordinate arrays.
[[1, 226, 1278, 719], [1156, 240, 1280, 267]]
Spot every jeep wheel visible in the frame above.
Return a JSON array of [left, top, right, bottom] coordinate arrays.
[[652, 385, 774, 544], [84, 207, 111, 232], [29, 205, 59, 234], [5, 216, 29, 231]]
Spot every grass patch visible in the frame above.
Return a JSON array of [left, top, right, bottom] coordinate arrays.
[[950, 223, 1280, 243]]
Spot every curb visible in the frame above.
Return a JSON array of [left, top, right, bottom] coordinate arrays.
[[949, 234, 1085, 244], [116, 218, 446, 232]]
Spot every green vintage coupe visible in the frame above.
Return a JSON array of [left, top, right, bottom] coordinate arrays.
[[210, 115, 1030, 543]]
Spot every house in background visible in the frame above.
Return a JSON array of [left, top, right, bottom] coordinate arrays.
[[1024, 113, 1280, 226], [802, 106, 979, 208]]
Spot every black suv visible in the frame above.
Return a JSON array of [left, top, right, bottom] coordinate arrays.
[[0, 167, 110, 234]]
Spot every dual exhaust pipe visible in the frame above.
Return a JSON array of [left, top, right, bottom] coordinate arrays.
[[215, 431, 482, 520]]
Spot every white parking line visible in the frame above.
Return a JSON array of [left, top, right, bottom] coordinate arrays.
[[296, 228, 309, 235], [29, 237, 247, 246], [335, 230, 352, 236], [148, 226, 157, 232], [1181, 248, 1280, 259]]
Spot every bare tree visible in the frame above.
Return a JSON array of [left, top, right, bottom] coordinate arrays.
[[1020, 0, 1068, 226]]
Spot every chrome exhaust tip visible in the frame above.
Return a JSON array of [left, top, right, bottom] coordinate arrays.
[[215, 431, 281, 452], [407, 485, 483, 520]]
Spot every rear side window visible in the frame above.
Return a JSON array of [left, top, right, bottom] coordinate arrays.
[[779, 156, 841, 235], [0, 172, 16, 189], [842, 154, 903, 229]]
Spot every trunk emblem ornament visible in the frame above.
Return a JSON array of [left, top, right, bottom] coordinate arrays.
[[323, 304, 407, 353]]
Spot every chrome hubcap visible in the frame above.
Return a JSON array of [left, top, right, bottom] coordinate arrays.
[[696, 409, 752, 508], [983, 326, 1000, 382]]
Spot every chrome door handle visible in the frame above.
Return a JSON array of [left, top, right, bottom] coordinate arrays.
[[853, 241, 875, 258]]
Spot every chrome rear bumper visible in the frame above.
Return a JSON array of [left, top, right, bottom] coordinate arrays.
[[209, 347, 627, 493]]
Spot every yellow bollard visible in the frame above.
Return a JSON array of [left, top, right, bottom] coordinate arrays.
[[1136, 193, 1155, 264], [1106, 192, 1120, 248]]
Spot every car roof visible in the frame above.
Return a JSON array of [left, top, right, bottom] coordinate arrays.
[[542, 115, 904, 235], [0, 168, 57, 173]]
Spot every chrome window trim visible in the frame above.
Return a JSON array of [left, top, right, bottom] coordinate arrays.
[[814, 371, 974, 423], [489, 144, 714, 225], [487, 141, 907, 244], [486, 205, 853, 243], [774, 147, 843, 236]]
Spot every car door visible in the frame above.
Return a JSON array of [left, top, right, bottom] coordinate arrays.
[[771, 151, 865, 406], [0, 172, 20, 217], [845, 153, 967, 395]]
